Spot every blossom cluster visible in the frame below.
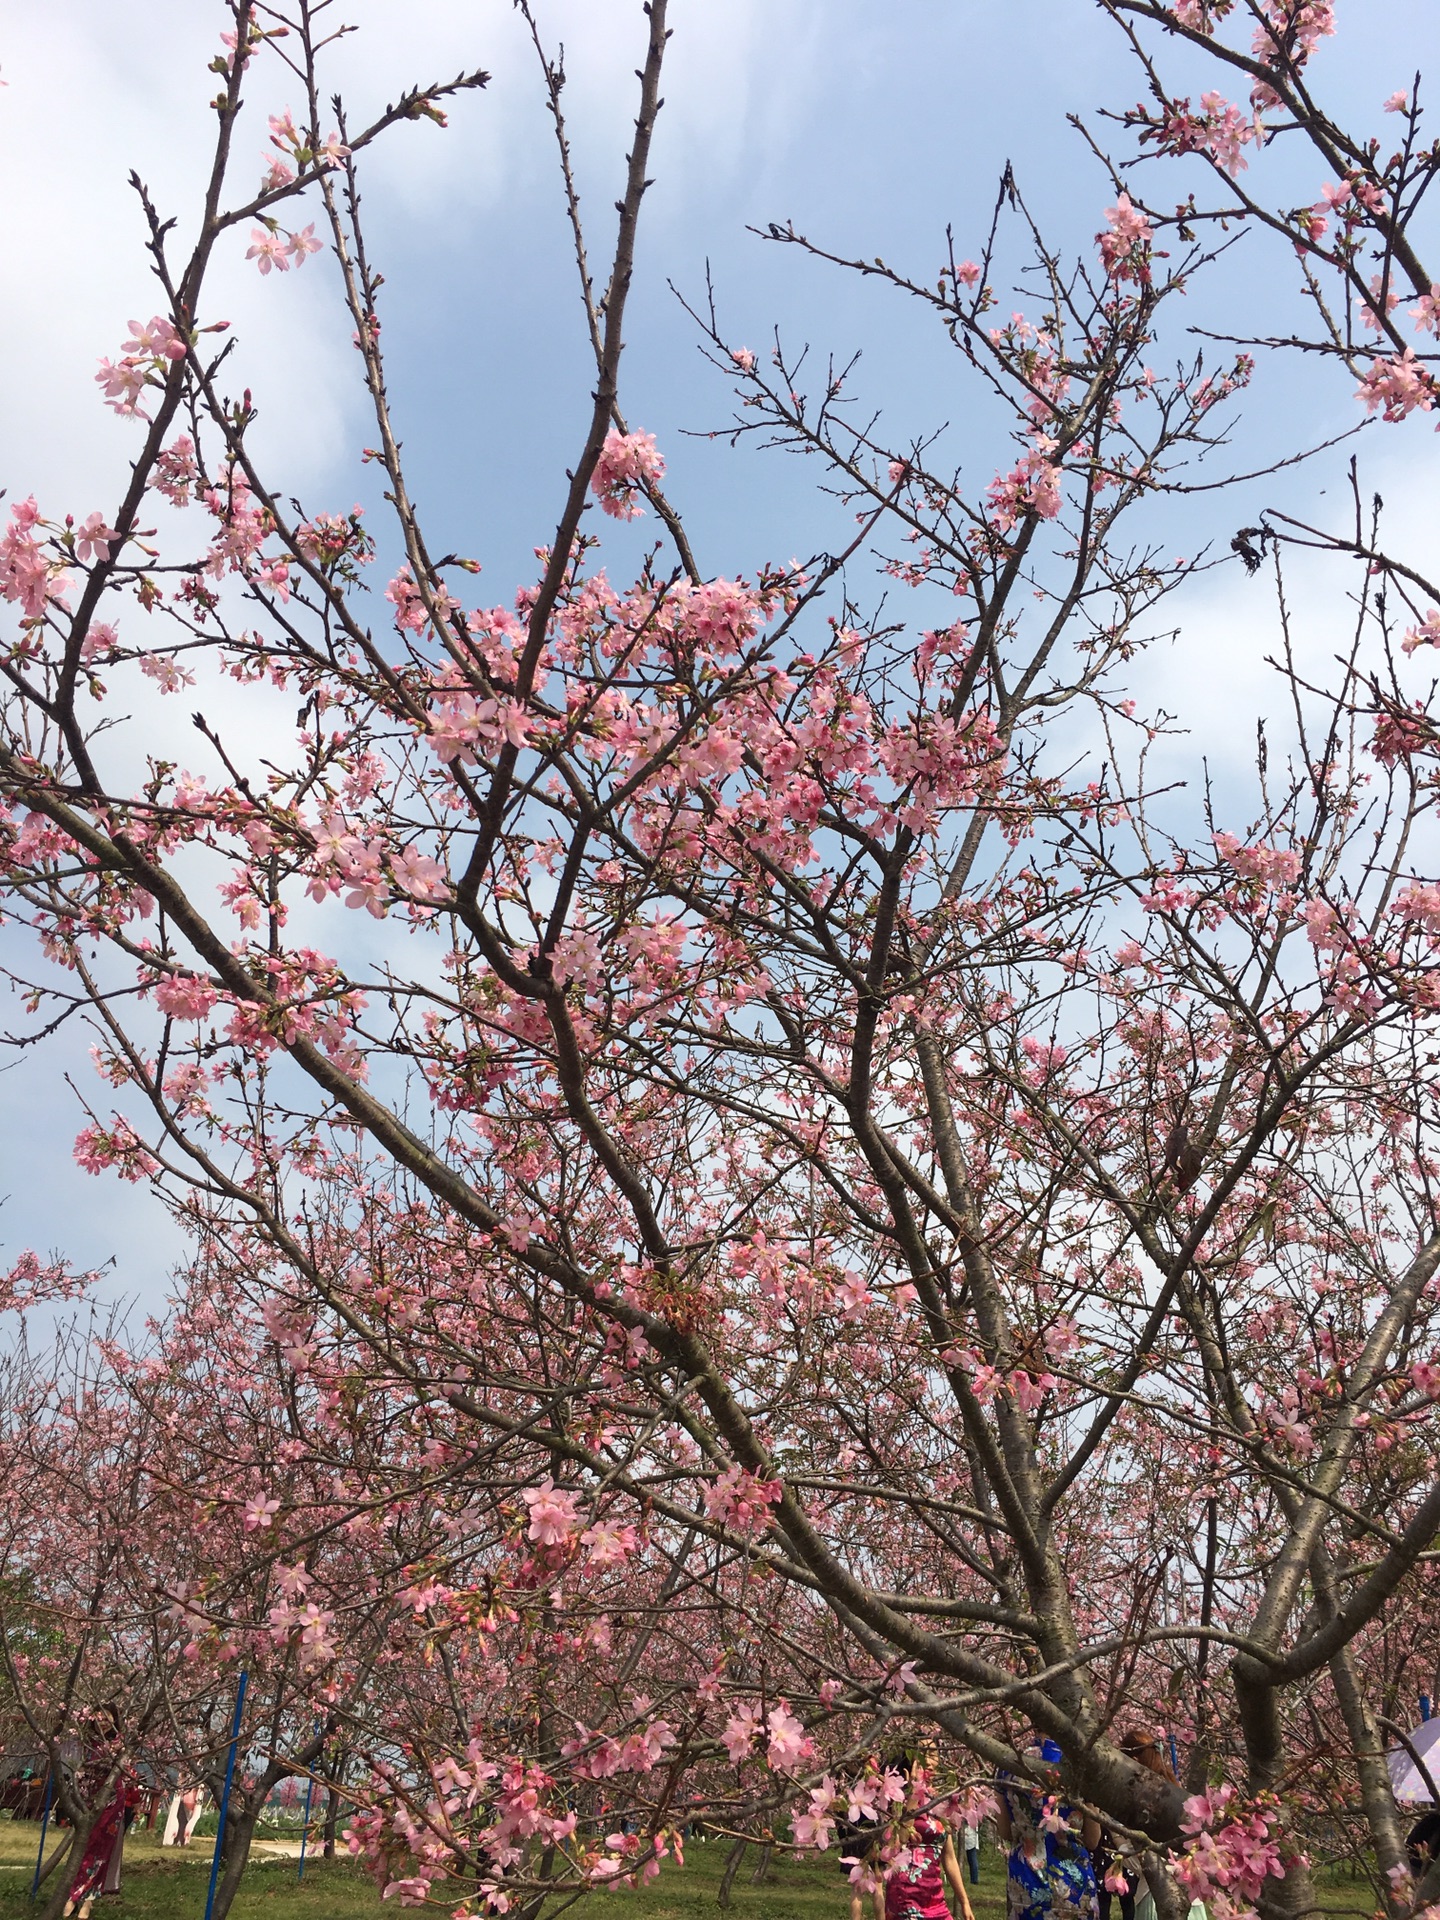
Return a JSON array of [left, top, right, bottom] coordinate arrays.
[[590, 430, 666, 519]]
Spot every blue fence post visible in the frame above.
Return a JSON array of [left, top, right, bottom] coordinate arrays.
[[296, 1716, 324, 1883], [296, 1767, 317, 1884], [29, 1767, 54, 1901], [296, 1751, 319, 1883], [203, 1671, 248, 1920]]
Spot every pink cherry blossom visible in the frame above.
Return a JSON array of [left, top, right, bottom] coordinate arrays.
[[987, 449, 1063, 531], [1098, 192, 1154, 283], [287, 224, 323, 265], [1355, 348, 1435, 420], [720, 1704, 762, 1763], [124, 315, 187, 362], [154, 435, 199, 505], [246, 228, 292, 274], [791, 1779, 837, 1848], [764, 1704, 811, 1770], [139, 652, 197, 692], [72, 1120, 159, 1183], [521, 1478, 583, 1548], [153, 974, 219, 1022], [590, 429, 665, 520], [1160, 90, 1255, 176], [73, 513, 118, 564], [580, 1520, 638, 1567], [78, 622, 119, 663], [1213, 833, 1301, 890], [243, 1494, 282, 1531], [95, 356, 149, 418], [704, 1465, 783, 1533], [391, 846, 449, 902]]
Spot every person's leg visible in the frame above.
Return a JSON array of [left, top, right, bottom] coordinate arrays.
[[966, 1846, 980, 1885]]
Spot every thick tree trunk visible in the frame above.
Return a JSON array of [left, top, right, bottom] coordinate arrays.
[[39, 1818, 91, 1920], [35, 1820, 81, 1920], [1233, 1675, 1316, 1920], [1141, 1852, 1184, 1920], [717, 1836, 747, 1907], [206, 1802, 260, 1920], [323, 1749, 348, 1859], [1327, 1641, 1407, 1910]]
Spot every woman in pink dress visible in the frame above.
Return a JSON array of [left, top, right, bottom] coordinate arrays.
[[176, 1783, 202, 1846], [882, 1748, 976, 1920]]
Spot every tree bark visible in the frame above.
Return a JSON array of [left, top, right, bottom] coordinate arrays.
[[1327, 1640, 1407, 1910], [323, 1749, 348, 1859], [717, 1836, 747, 1907], [206, 1801, 261, 1920], [39, 1818, 91, 1920]]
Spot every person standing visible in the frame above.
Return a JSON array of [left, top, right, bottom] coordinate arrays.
[[62, 1777, 139, 1920], [1409, 1804, 1440, 1880], [961, 1821, 981, 1886], [881, 1746, 977, 1920], [176, 1782, 203, 1847], [839, 1804, 881, 1920], [1109, 1732, 1178, 1920], [994, 1740, 1100, 1920], [1092, 1834, 1134, 1920]]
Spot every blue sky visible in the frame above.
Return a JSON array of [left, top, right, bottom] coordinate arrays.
[[1, 0, 1436, 1312]]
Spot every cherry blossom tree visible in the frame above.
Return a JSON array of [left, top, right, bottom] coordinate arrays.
[[2, 3, 1439, 1919], [0, 1320, 201, 1920], [112, 1271, 419, 1920]]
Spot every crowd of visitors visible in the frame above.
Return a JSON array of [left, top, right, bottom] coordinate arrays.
[[843, 1731, 1181, 1920], [29, 1731, 1161, 1920]]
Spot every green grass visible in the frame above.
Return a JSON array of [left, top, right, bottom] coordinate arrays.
[[0, 1820, 1385, 1920], [0, 1820, 372, 1920]]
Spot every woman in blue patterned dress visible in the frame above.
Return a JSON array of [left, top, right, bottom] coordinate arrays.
[[993, 1740, 1099, 1920]]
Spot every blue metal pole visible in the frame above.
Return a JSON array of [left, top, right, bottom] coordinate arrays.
[[29, 1767, 53, 1901], [296, 1717, 323, 1882], [296, 1772, 316, 1882], [203, 1672, 248, 1920]]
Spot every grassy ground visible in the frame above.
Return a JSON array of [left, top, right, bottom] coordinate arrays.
[[0, 1820, 373, 1920], [0, 1820, 1384, 1920]]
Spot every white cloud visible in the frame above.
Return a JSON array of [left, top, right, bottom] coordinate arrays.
[[1123, 431, 1440, 809], [0, 0, 819, 523]]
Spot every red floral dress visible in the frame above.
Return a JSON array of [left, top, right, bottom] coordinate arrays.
[[885, 1814, 952, 1920], [66, 1775, 139, 1915]]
